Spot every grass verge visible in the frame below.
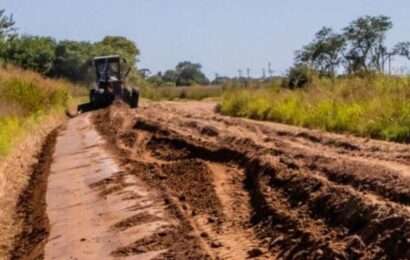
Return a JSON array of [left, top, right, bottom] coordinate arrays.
[[0, 65, 84, 156], [219, 75, 410, 142]]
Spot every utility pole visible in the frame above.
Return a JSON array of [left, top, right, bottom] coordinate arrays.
[[238, 69, 243, 87], [262, 68, 266, 80], [268, 62, 273, 79], [246, 68, 251, 87], [213, 73, 219, 85]]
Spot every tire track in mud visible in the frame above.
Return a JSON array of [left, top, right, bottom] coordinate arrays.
[[94, 108, 215, 259], [152, 102, 410, 209], [94, 102, 410, 259]]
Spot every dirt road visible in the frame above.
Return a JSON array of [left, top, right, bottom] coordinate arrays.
[[44, 114, 171, 259], [14, 100, 410, 259]]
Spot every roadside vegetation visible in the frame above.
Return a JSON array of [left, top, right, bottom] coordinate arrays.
[[3, 8, 410, 143], [0, 9, 127, 156], [220, 75, 410, 142], [0, 65, 80, 156], [220, 16, 410, 143]]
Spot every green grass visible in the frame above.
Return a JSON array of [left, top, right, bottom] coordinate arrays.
[[219, 75, 410, 142], [0, 65, 79, 156], [0, 117, 22, 155], [140, 85, 224, 101]]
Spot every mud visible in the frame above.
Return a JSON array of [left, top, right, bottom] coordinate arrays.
[[91, 101, 410, 259]]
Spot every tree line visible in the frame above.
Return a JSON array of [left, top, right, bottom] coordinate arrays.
[[0, 9, 140, 83], [0, 9, 213, 87], [144, 61, 210, 86], [0, 9, 214, 87], [3, 10, 406, 89], [289, 15, 410, 87]]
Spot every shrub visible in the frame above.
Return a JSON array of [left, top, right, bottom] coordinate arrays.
[[284, 64, 317, 88]]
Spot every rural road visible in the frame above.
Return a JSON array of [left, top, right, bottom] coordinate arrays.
[[44, 114, 169, 259], [16, 101, 410, 259]]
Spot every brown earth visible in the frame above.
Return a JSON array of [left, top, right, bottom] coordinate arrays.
[[10, 130, 57, 260], [0, 114, 64, 260], [13, 100, 410, 259], [92, 101, 410, 259]]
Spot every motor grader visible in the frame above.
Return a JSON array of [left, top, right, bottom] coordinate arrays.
[[87, 55, 139, 110]]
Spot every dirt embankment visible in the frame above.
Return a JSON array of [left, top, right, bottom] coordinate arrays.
[[92, 101, 410, 259], [10, 130, 57, 259], [0, 116, 62, 260]]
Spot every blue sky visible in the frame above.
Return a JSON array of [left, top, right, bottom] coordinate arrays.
[[2, 0, 410, 77]]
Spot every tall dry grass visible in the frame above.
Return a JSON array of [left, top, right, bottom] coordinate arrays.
[[219, 75, 410, 142], [0, 65, 78, 156]]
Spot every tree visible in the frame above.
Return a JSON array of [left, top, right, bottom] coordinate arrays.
[[285, 64, 316, 88], [296, 27, 345, 76], [0, 10, 143, 83], [293, 15, 406, 77], [94, 36, 139, 66], [50, 36, 141, 83], [4, 36, 56, 74], [0, 9, 16, 61], [162, 69, 178, 83], [343, 15, 393, 73], [51, 41, 94, 82], [393, 42, 410, 59], [0, 9, 15, 39], [175, 61, 209, 86], [147, 72, 163, 86]]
